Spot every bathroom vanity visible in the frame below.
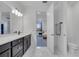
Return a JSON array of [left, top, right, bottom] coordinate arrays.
[[0, 34, 31, 57]]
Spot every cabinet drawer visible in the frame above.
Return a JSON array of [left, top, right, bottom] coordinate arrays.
[[12, 42, 23, 57], [14, 50, 23, 57], [0, 42, 11, 53], [12, 38, 23, 46], [0, 49, 11, 57]]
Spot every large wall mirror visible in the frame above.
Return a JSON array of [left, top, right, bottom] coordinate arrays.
[[0, 2, 23, 35]]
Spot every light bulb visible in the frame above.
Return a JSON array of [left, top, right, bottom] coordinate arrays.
[[21, 14, 23, 16], [12, 9, 15, 14], [15, 10, 18, 15], [18, 12, 21, 16]]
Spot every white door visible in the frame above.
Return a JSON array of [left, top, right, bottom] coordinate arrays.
[[47, 3, 54, 54]]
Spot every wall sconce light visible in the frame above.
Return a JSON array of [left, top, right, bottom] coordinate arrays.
[[12, 8, 23, 17]]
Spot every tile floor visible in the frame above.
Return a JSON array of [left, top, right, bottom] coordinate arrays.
[[36, 33, 47, 47], [23, 46, 73, 57], [23, 47, 54, 57]]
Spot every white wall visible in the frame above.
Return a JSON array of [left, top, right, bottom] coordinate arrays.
[[66, 2, 79, 48], [54, 2, 67, 56], [47, 3, 54, 54]]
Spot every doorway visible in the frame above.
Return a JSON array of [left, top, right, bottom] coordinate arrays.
[[36, 11, 47, 47]]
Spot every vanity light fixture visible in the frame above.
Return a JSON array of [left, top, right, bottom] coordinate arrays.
[[15, 10, 18, 15], [12, 8, 23, 17]]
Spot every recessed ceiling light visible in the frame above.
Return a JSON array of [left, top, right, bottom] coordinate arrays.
[[42, 1, 48, 3]]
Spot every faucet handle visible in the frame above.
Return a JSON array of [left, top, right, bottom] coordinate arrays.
[[18, 31, 21, 35]]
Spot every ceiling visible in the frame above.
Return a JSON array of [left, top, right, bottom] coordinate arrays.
[[54, 1, 79, 8], [3, 1, 53, 13], [20, 1, 52, 6], [19, 1, 52, 12], [67, 1, 78, 7], [0, 2, 11, 12], [2, 1, 79, 13]]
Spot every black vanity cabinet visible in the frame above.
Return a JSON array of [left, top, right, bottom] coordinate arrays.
[[0, 42, 11, 57], [0, 34, 31, 57], [11, 38, 24, 57]]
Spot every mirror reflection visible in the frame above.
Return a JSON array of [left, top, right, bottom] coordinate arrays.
[[0, 2, 23, 35]]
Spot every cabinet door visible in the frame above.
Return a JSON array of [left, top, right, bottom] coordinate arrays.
[[23, 35, 31, 53], [12, 42, 23, 57], [28, 35, 31, 48], [24, 39, 28, 52], [0, 42, 11, 53], [14, 50, 23, 57], [0, 49, 11, 57]]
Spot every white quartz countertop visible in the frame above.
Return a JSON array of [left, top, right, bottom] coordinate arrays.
[[0, 33, 30, 45]]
